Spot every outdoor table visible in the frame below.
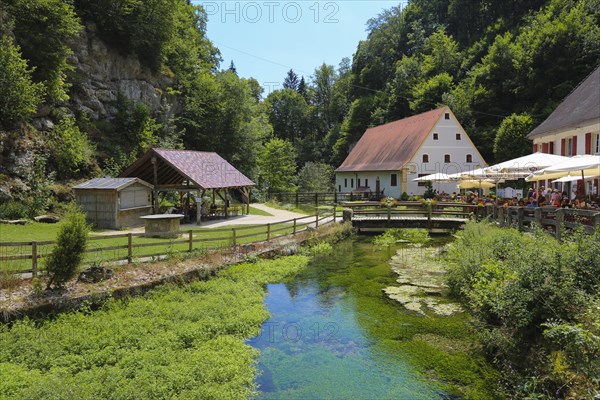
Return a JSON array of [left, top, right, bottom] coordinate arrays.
[[140, 214, 184, 238]]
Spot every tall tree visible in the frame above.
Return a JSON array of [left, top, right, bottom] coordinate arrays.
[[228, 60, 237, 74], [283, 69, 299, 90], [493, 113, 534, 162], [258, 138, 297, 193], [297, 76, 307, 98]]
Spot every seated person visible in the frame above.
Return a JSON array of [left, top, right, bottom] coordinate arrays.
[[537, 196, 546, 207], [200, 203, 207, 216], [210, 203, 217, 215]]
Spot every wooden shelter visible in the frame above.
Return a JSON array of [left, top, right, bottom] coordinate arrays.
[[73, 177, 153, 229], [119, 148, 255, 224]]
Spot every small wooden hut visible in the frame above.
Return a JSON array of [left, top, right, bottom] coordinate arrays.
[[73, 178, 153, 229]]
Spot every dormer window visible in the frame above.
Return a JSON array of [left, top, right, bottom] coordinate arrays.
[[433, 133, 439, 140], [444, 113, 450, 120]]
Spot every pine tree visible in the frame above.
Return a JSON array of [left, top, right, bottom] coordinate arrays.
[[228, 60, 237, 74], [297, 76, 307, 98], [283, 69, 298, 90]]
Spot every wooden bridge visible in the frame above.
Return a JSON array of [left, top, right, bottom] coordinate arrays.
[[343, 202, 600, 238], [343, 202, 473, 231]]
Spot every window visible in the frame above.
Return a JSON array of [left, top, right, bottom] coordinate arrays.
[[344, 178, 347, 188], [433, 133, 439, 140], [567, 138, 573, 156], [358, 178, 361, 187], [417, 174, 428, 187], [422, 154, 429, 163], [466, 154, 472, 163], [391, 174, 397, 186], [444, 154, 451, 163], [338, 185, 341, 192], [444, 113, 450, 120], [365, 179, 369, 187], [595, 134, 600, 154], [351, 178, 354, 188], [456, 133, 461, 140]]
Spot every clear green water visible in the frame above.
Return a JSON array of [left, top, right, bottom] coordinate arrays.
[[248, 237, 486, 400]]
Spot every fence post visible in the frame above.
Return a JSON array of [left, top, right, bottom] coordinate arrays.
[[517, 207, 524, 231], [31, 241, 38, 278], [188, 230, 193, 252], [555, 209, 565, 241], [293, 218, 297, 235], [333, 206, 337, 223], [387, 205, 391, 222], [315, 212, 319, 228], [267, 223, 271, 241], [232, 228, 236, 247], [315, 193, 318, 207], [534, 208, 542, 227], [127, 233, 133, 264]]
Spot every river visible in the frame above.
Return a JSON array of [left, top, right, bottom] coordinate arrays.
[[248, 236, 496, 399]]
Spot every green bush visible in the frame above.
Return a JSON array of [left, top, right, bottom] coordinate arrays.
[[0, 201, 30, 220], [45, 207, 90, 289], [374, 228, 430, 247], [400, 192, 409, 201], [445, 221, 600, 398]]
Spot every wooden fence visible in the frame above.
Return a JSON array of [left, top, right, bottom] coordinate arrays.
[[267, 191, 344, 207], [1, 211, 338, 278], [342, 201, 600, 239]]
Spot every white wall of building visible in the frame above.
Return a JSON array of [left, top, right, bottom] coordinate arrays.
[[335, 171, 402, 198], [406, 113, 486, 195], [531, 121, 600, 156]]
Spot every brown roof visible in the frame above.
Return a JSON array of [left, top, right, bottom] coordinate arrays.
[[336, 107, 446, 172], [119, 148, 254, 189], [73, 177, 153, 191], [527, 66, 600, 139]]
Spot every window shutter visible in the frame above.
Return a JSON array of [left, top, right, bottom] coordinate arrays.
[[541, 143, 548, 153], [572, 136, 577, 156], [549, 142, 554, 154], [585, 132, 592, 154], [561, 139, 566, 156], [533, 143, 538, 152]]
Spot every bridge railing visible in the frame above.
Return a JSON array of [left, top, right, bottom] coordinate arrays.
[[342, 201, 600, 239]]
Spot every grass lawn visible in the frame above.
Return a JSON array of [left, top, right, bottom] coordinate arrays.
[[248, 206, 273, 216]]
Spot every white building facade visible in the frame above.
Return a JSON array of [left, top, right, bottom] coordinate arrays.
[[335, 107, 486, 198]]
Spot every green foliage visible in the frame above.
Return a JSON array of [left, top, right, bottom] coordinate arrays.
[[49, 116, 95, 179], [400, 192, 410, 201], [0, 37, 44, 128], [258, 138, 297, 193], [423, 181, 436, 199], [493, 113, 534, 162], [446, 221, 600, 397], [0, 200, 30, 220], [0, 256, 309, 398], [6, 0, 81, 102], [45, 207, 90, 289], [374, 228, 430, 247], [25, 152, 55, 218], [296, 162, 334, 193]]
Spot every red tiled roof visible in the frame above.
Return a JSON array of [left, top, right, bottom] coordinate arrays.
[[120, 148, 254, 189], [336, 107, 446, 172]]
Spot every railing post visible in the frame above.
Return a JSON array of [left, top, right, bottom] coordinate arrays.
[[188, 230, 193, 252], [507, 207, 513, 227], [534, 208, 543, 228], [127, 233, 133, 264], [293, 218, 297, 235], [267, 223, 271, 241], [594, 213, 600, 231], [333, 206, 336, 223], [517, 207, 524, 231], [555, 209, 565, 241], [387, 206, 391, 222], [31, 241, 38, 278], [232, 228, 236, 247], [315, 212, 319, 228]]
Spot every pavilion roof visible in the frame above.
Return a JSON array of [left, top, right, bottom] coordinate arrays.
[[119, 148, 255, 190]]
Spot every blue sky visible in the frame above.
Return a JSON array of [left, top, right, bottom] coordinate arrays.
[[193, 1, 402, 93]]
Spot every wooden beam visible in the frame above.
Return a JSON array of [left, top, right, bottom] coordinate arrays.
[[152, 156, 158, 213]]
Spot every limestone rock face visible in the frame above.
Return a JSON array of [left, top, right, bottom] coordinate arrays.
[[67, 24, 177, 121]]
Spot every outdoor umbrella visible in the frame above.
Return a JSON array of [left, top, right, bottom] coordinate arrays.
[[531, 155, 600, 203], [457, 180, 496, 189], [486, 153, 570, 179], [412, 172, 459, 182]]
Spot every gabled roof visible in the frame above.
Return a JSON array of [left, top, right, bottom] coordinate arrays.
[[73, 177, 153, 191], [336, 107, 446, 172], [119, 148, 255, 189], [527, 66, 600, 139]]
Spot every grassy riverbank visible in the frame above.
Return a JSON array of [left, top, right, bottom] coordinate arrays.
[[0, 256, 309, 399]]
